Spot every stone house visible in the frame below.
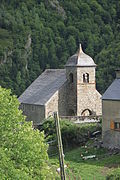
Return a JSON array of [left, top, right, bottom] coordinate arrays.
[[19, 45, 102, 126], [102, 69, 120, 149]]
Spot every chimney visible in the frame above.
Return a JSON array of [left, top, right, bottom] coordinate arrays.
[[116, 69, 120, 79]]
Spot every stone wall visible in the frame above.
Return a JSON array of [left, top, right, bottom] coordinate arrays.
[[65, 67, 77, 115], [45, 82, 67, 117], [20, 103, 45, 125], [77, 85, 102, 116], [58, 82, 67, 116], [45, 91, 59, 118], [77, 67, 102, 116], [102, 100, 120, 149], [64, 66, 102, 116], [77, 67, 95, 84]]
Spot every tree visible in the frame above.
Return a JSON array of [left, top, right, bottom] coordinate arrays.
[[0, 147, 30, 179], [0, 87, 53, 179], [0, 0, 120, 95], [67, 35, 76, 55]]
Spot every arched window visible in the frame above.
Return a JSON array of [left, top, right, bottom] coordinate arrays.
[[83, 73, 89, 83], [69, 73, 73, 83], [81, 109, 92, 116]]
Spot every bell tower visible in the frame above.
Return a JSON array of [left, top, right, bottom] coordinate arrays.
[[65, 44, 102, 116], [65, 57, 77, 116]]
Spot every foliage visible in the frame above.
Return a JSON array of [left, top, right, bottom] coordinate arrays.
[[0, 1, 120, 95], [0, 87, 54, 179], [61, 120, 101, 147], [40, 118, 101, 147]]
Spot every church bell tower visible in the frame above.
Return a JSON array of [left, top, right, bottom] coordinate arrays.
[[65, 44, 102, 116]]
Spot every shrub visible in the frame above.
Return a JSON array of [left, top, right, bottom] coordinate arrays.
[[0, 87, 53, 179], [40, 118, 101, 148]]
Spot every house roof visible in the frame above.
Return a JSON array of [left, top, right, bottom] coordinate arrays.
[[102, 79, 120, 100], [18, 69, 66, 105], [65, 44, 96, 67]]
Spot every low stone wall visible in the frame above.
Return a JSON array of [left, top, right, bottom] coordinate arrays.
[[60, 115, 102, 123]]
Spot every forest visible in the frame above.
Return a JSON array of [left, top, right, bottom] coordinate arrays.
[[0, 0, 120, 96]]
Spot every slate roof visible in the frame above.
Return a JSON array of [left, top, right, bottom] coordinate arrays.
[[102, 79, 120, 100], [18, 69, 66, 105], [65, 44, 96, 67]]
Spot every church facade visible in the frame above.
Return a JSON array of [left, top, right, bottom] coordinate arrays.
[[19, 45, 102, 125]]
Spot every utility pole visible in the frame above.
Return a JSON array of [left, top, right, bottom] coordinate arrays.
[[54, 112, 66, 180]]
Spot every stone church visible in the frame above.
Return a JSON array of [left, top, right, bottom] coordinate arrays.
[[19, 45, 102, 125]]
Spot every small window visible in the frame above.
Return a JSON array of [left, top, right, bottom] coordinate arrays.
[[110, 121, 120, 131], [69, 73, 73, 83], [83, 73, 89, 83], [115, 122, 120, 130]]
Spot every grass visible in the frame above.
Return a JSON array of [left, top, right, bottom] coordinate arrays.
[[50, 139, 120, 180], [44, 120, 120, 179]]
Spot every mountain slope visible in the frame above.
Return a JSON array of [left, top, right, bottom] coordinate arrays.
[[0, 0, 120, 95]]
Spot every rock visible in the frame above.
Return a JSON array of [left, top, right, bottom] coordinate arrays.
[[82, 155, 96, 160]]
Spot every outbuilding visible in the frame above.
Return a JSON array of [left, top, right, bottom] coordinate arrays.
[[102, 69, 120, 149]]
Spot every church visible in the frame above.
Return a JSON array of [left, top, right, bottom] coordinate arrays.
[[19, 45, 102, 126]]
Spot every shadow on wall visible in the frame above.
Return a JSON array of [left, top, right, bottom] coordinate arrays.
[[68, 109, 75, 116], [103, 130, 120, 149]]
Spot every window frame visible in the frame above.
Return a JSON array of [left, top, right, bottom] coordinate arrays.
[[110, 120, 120, 131], [83, 73, 89, 83], [114, 122, 120, 131]]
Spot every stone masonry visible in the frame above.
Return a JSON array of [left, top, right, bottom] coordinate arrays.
[[19, 44, 102, 125]]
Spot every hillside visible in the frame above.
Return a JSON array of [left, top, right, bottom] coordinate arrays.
[[0, 0, 120, 95]]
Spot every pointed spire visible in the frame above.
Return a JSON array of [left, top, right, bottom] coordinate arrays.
[[79, 43, 83, 53], [78, 44, 83, 58]]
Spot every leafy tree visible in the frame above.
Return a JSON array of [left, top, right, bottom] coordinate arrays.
[[0, 87, 53, 179], [0, 0, 120, 95], [67, 35, 77, 55]]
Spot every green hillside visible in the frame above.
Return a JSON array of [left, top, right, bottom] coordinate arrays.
[[0, 0, 120, 95]]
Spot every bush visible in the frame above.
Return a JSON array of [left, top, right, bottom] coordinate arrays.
[[40, 118, 101, 148], [0, 87, 53, 179]]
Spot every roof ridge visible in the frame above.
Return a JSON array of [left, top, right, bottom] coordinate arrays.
[[45, 69, 65, 71]]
